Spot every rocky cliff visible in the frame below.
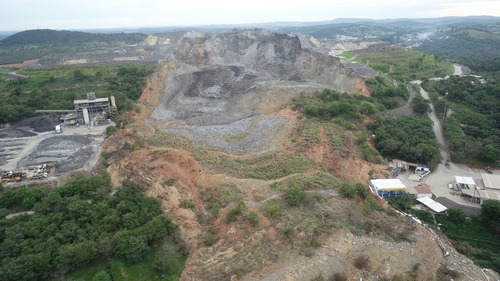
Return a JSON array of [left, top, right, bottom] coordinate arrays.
[[149, 29, 374, 154]]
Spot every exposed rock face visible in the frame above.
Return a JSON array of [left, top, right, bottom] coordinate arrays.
[[150, 29, 374, 154]]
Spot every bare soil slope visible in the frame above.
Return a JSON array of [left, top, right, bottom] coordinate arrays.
[[101, 30, 498, 281]]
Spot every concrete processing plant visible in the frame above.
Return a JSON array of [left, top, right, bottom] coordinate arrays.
[[0, 93, 116, 185]]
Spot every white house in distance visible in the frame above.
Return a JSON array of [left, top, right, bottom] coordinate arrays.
[[369, 179, 407, 199]]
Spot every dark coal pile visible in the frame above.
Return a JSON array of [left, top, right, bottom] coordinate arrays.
[[0, 128, 37, 138], [12, 116, 57, 133]]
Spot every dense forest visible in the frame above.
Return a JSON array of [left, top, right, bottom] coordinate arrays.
[[366, 76, 410, 109], [0, 30, 146, 47], [0, 65, 155, 124], [0, 175, 182, 281], [369, 116, 441, 167], [295, 88, 384, 121], [417, 25, 500, 72], [422, 76, 500, 163]]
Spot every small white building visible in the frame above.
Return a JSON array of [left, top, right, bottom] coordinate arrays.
[[417, 197, 448, 213], [369, 179, 407, 199], [454, 176, 476, 190]]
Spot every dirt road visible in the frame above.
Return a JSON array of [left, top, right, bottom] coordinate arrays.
[[405, 81, 482, 209], [452, 64, 463, 76]]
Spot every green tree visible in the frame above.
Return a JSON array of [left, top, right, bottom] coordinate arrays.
[[152, 241, 182, 272], [284, 185, 306, 206], [447, 208, 466, 223], [73, 69, 85, 81], [481, 200, 500, 234], [0, 255, 36, 281], [339, 183, 356, 199], [115, 233, 149, 263], [411, 96, 430, 115], [482, 145, 498, 162], [93, 270, 111, 281]]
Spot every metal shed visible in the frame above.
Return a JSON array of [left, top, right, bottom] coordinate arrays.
[[417, 197, 447, 213], [481, 173, 500, 190]]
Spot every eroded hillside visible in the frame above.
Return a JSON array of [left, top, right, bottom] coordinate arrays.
[[102, 30, 498, 281], [149, 29, 372, 154]]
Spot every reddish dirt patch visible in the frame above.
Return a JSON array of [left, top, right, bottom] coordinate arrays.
[[0, 59, 39, 68], [305, 125, 329, 164]]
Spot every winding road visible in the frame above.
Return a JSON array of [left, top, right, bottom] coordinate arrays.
[[410, 63, 463, 161], [411, 80, 450, 161], [402, 65, 483, 209]]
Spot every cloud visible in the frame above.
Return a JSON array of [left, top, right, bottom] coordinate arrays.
[[422, 1, 500, 17]]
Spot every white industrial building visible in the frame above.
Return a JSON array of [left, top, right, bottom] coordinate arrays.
[[369, 179, 407, 199], [61, 93, 116, 126], [37, 93, 117, 128], [455, 174, 500, 204]]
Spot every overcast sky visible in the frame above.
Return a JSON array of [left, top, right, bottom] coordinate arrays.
[[1, 0, 499, 31]]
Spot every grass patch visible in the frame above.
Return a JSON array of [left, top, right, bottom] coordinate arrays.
[[200, 184, 244, 208], [301, 119, 320, 144], [245, 211, 259, 226], [265, 202, 283, 219], [225, 132, 250, 144], [196, 152, 315, 180], [225, 200, 246, 223], [359, 46, 453, 81], [338, 52, 354, 59], [179, 199, 195, 209], [270, 172, 339, 191]]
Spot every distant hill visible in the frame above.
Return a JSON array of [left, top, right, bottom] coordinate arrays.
[[276, 16, 500, 41], [0, 29, 147, 65], [0, 29, 146, 47], [416, 23, 500, 71]]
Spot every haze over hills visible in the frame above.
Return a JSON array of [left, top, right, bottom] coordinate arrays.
[[1, 16, 499, 72]]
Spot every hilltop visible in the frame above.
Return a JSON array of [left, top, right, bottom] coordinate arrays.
[[0, 29, 146, 65]]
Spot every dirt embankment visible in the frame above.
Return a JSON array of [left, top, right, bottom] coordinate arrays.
[[101, 30, 498, 281]]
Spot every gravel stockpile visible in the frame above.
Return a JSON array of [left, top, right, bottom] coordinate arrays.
[[19, 135, 97, 173], [166, 115, 288, 154]]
